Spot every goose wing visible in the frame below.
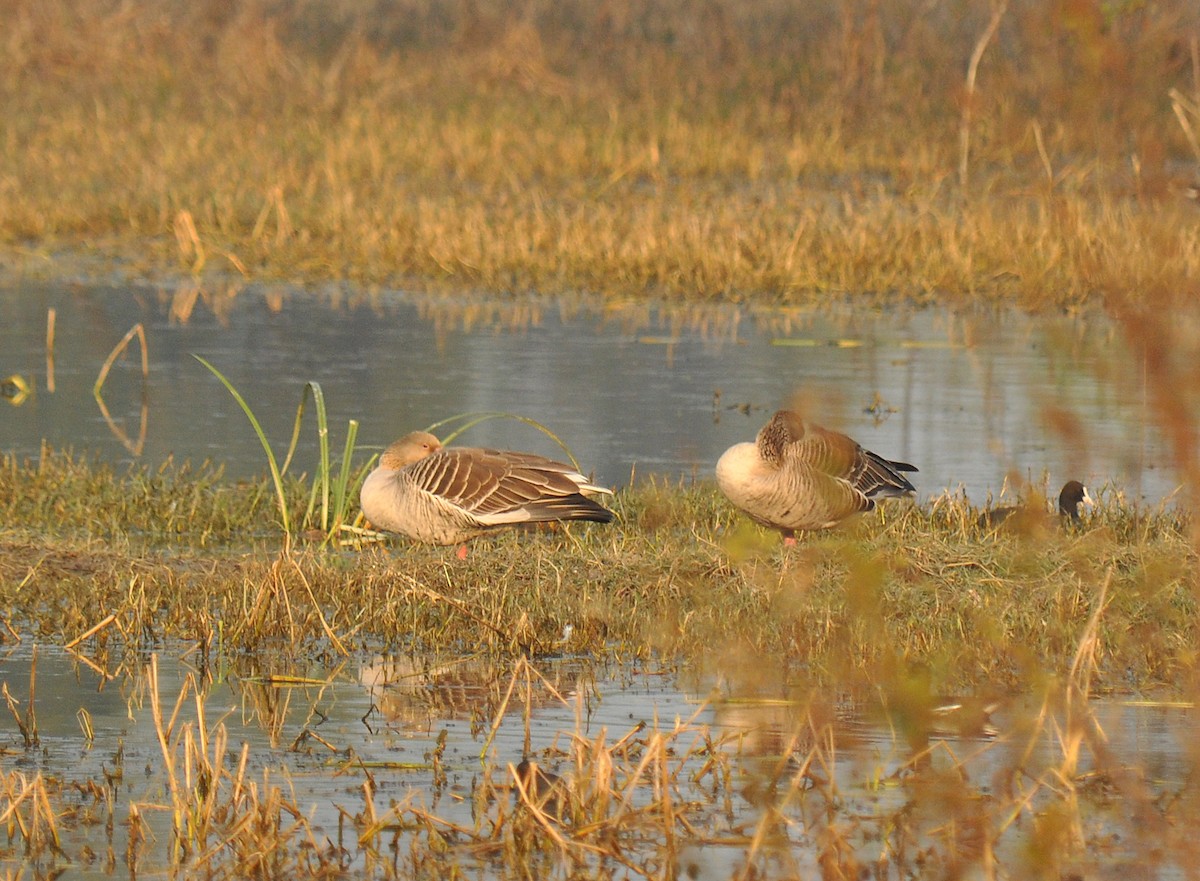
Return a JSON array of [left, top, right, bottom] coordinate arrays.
[[782, 422, 915, 497], [851, 449, 918, 498], [405, 447, 611, 522]]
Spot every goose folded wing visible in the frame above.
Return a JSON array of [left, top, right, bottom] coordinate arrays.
[[788, 425, 862, 479], [853, 450, 918, 498], [407, 448, 595, 518], [405, 449, 505, 512], [789, 426, 915, 498]]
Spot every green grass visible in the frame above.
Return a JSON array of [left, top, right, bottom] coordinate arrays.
[[1, 0, 1199, 310], [195, 356, 370, 543], [0, 451, 1194, 693]]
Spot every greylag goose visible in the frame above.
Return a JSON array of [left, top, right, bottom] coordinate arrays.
[[360, 431, 614, 545], [976, 480, 1093, 531], [715, 410, 917, 539]]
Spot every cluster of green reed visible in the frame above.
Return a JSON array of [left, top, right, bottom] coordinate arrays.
[[2, 0, 1198, 309]]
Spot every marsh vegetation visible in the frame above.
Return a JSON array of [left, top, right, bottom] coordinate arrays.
[[2, 452, 1199, 878], [4, 0, 1200, 877], [2, 0, 1199, 309], [0, 450, 1193, 688], [4, 642, 1194, 881]]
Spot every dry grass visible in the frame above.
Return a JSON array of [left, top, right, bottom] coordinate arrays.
[[0, 445, 274, 544], [3, 633, 1199, 879], [0, 447, 1195, 877], [0, 451, 1195, 693], [5, 5, 1200, 873], [1, 0, 1199, 309]]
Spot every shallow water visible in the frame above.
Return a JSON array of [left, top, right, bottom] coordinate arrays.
[[3, 282, 1196, 877], [0, 280, 1180, 506], [0, 644, 1195, 879]]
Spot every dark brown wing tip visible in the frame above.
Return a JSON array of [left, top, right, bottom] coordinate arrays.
[[532, 494, 616, 524], [860, 450, 918, 497]]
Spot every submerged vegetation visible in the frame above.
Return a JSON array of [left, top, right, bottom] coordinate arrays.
[[1, 0, 1199, 310]]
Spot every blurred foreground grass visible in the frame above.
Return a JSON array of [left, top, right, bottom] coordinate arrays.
[[1, 450, 1194, 693], [2, 0, 1199, 310]]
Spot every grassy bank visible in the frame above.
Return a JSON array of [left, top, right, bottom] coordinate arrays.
[[2, 0, 1199, 309], [1, 451, 1195, 694], [2, 443, 1197, 879]]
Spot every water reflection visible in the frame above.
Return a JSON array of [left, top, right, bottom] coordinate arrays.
[[357, 654, 589, 735], [0, 644, 1196, 879], [0, 280, 1182, 505]]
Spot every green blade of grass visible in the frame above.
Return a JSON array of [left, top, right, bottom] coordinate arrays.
[[331, 418, 360, 534], [192, 355, 291, 536], [291, 382, 330, 532]]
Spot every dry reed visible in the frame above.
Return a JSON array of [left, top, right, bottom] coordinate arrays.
[[1, 0, 1197, 310], [3, 625, 1196, 878]]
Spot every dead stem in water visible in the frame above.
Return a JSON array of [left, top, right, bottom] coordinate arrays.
[[3, 626, 1199, 879]]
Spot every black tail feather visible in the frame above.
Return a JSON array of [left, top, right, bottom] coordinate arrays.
[[527, 494, 615, 524], [860, 451, 918, 498]]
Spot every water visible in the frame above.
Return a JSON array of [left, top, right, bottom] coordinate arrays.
[[3, 281, 1195, 877], [0, 280, 1179, 506], [0, 645, 1195, 879]]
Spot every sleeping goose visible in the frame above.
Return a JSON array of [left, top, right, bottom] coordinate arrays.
[[976, 480, 1093, 531], [360, 431, 614, 545], [715, 410, 918, 539]]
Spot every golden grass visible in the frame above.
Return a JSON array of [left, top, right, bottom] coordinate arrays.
[[1, 0, 1198, 309], [3, 3, 1200, 868], [0, 451, 1194, 693]]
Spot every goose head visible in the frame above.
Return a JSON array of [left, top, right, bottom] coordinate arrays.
[[379, 431, 442, 469]]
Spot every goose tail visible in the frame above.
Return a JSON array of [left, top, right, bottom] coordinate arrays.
[[861, 451, 918, 498]]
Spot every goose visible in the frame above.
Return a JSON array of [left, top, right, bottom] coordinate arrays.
[[360, 431, 614, 546], [976, 480, 1093, 531], [715, 410, 918, 539]]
